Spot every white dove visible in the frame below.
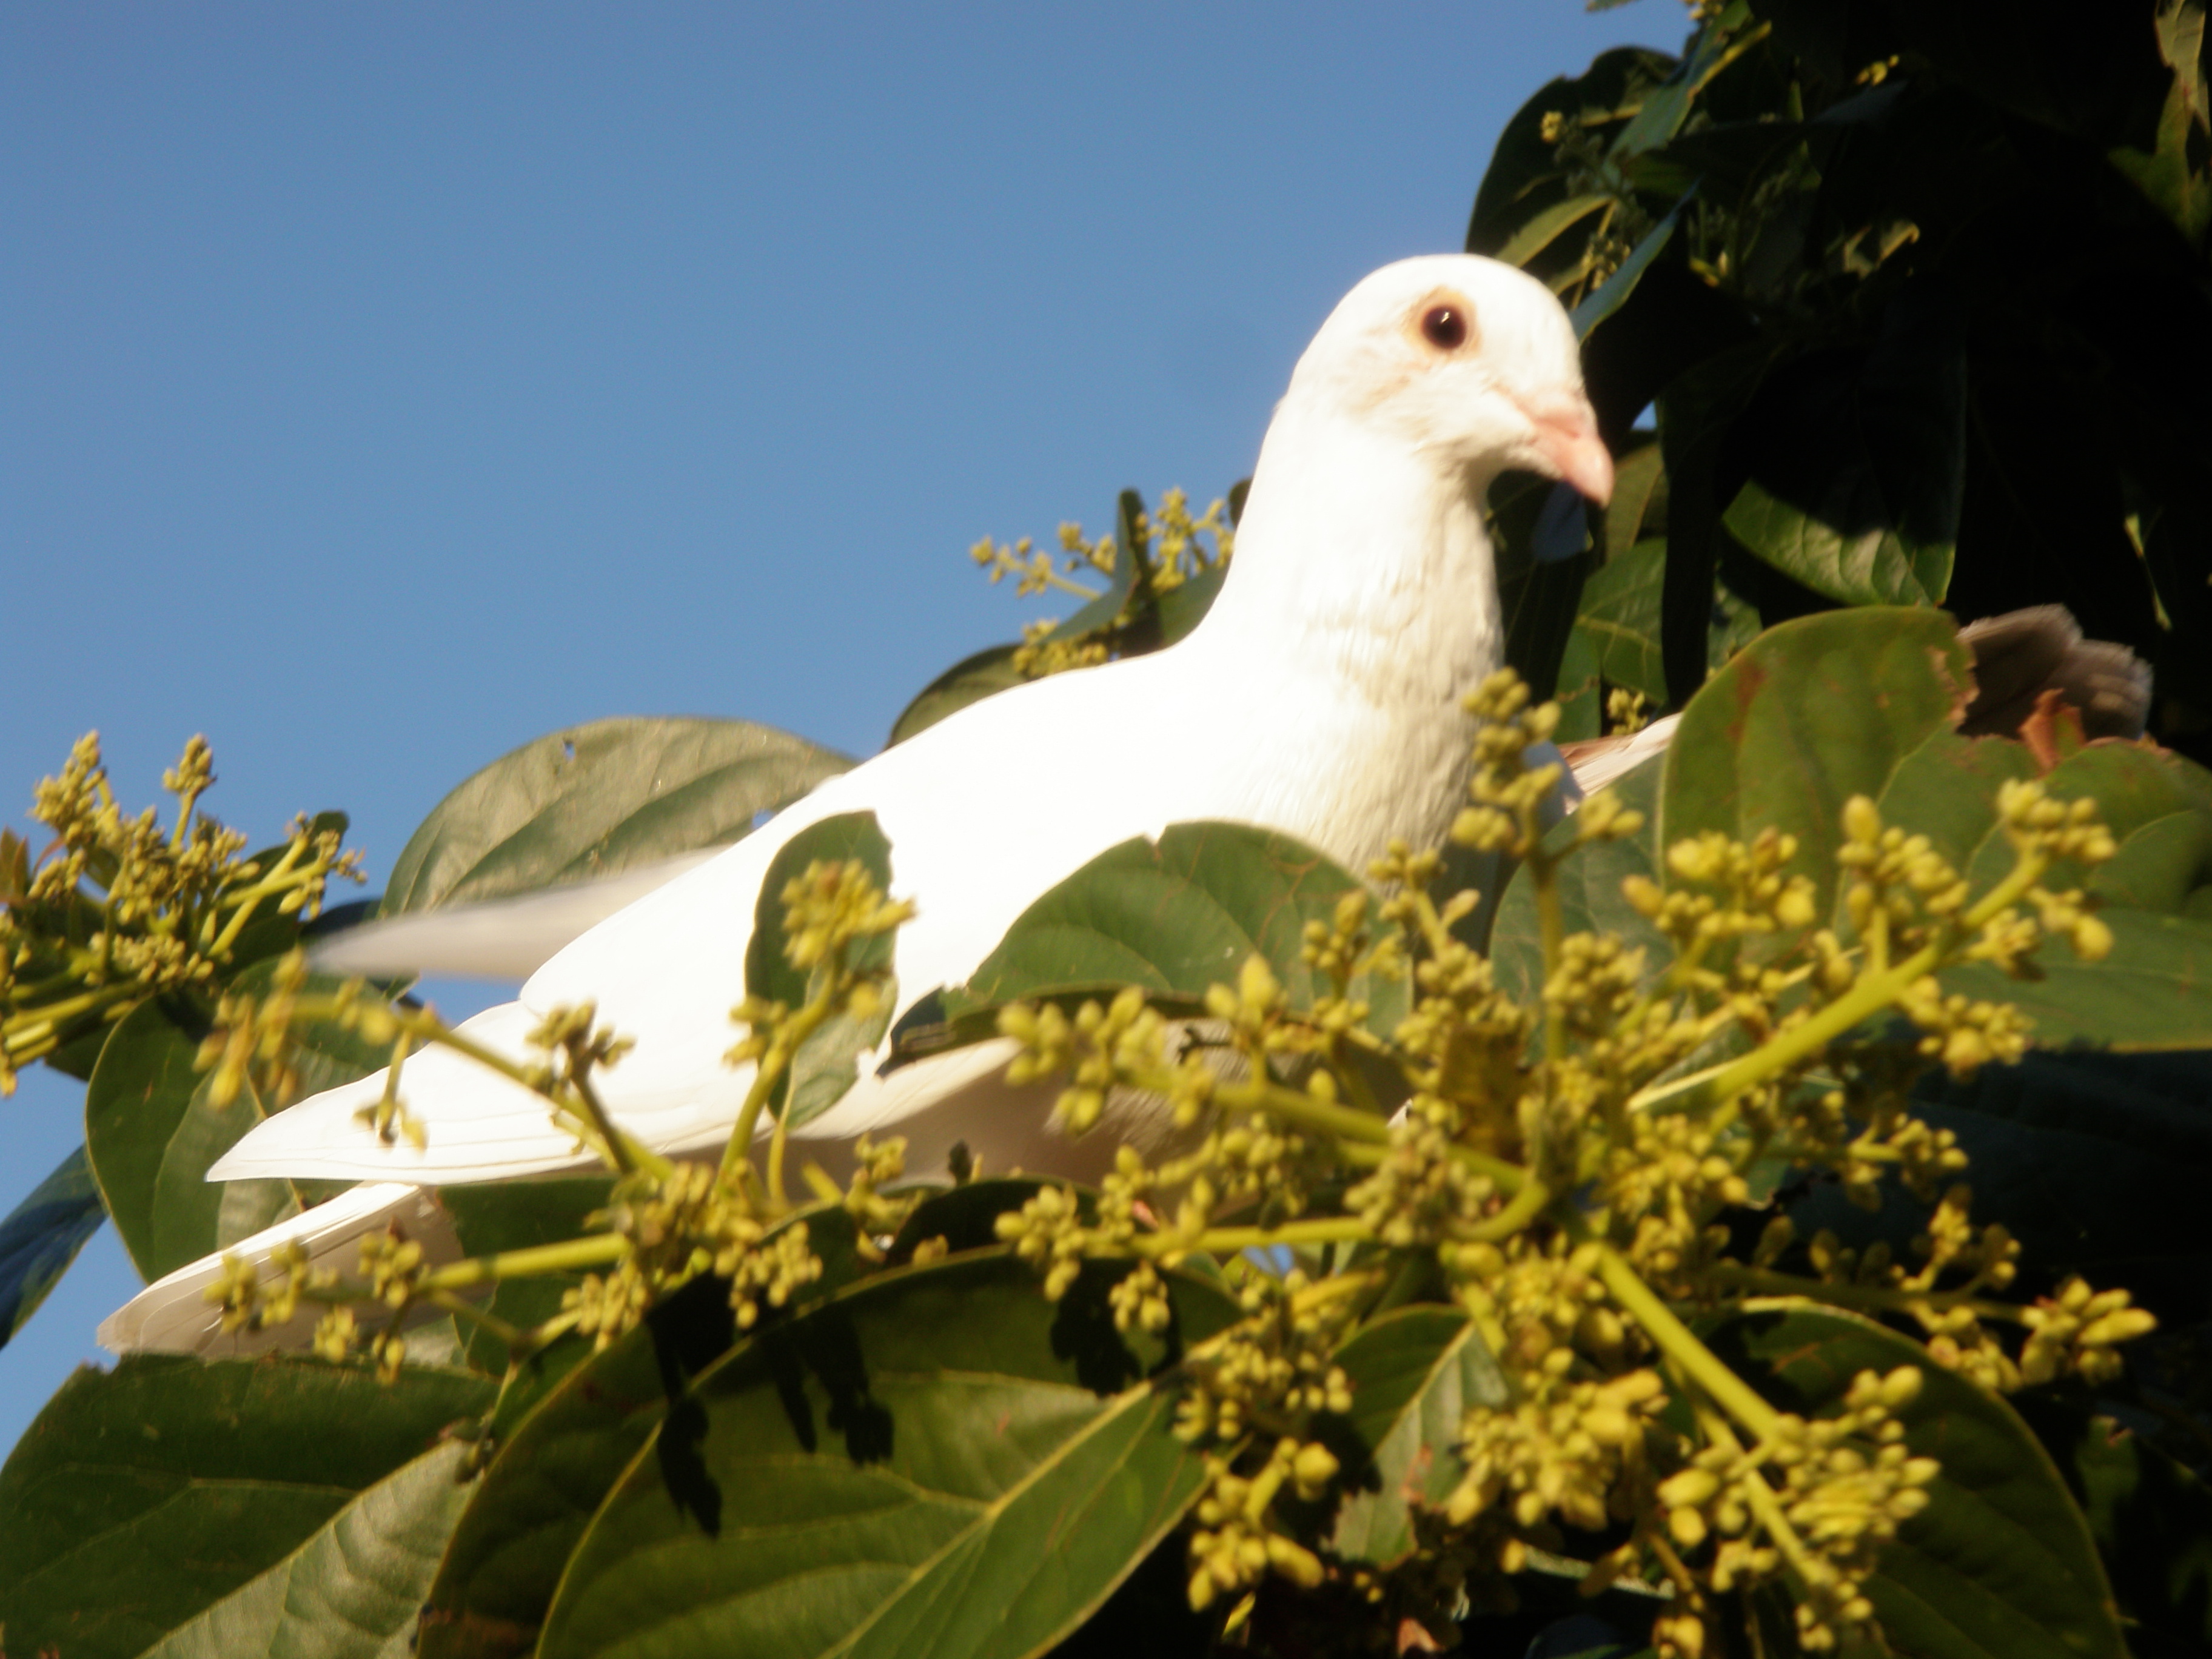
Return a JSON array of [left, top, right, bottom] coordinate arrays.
[[102, 252, 1611, 1352]]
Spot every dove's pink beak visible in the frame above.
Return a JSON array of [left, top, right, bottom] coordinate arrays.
[[1519, 391, 1614, 506]]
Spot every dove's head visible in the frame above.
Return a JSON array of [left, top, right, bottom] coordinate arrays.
[[1284, 253, 1612, 505]]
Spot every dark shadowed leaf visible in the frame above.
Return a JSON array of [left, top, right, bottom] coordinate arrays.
[[0, 1354, 492, 1659], [1706, 1305, 2127, 1659], [1721, 288, 1968, 606], [1329, 1305, 1507, 1567], [2015, 1398, 2212, 1657], [536, 1252, 1239, 1659], [135, 1442, 475, 1659], [381, 717, 851, 916], [0, 1144, 107, 1348], [1575, 539, 1669, 701]]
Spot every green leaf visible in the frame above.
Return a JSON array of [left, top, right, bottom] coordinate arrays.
[[84, 994, 216, 1282], [1328, 1305, 1507, 1567], [939, 822, 1407, 1044], [381, 717, 852, 916], [0, 1353, 492, 1659], [0, 1144, 107, 1348], [135, 1442, 475, 1659], [1661, 606, 1971, 922], [1155, 560, 1227, 646], [1720, 287, 1968, 607], [436, 1174, 616, 1374], [535, 1253, 1239, 1659], [1575, 539, 1669, 701], [743, 810, 896, 1128], [1495, 192, 1615, 269], [86, 964, 385, 1284], [418, 1210, 865, 1659], [1571, 203, 1682, 341], [1603, 437, 1667, 555], [887, 644, 1027, 747], [1706, 1304, 2128, 1659], [1940, 910, 2212, 1050]]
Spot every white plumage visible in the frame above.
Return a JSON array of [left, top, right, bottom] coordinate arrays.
[[103, 253, 1610, 1352]]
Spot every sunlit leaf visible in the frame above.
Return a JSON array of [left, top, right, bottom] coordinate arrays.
[[381, 717, 851, 916]]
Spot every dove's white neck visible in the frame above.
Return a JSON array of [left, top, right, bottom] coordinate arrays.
[[1194, 401, 1505, 713]]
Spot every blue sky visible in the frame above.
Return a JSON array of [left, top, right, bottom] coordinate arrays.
[[0, 2, 1677, 1447]]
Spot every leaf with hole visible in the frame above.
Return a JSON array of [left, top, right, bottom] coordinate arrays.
[[381, 717, 851, 916]]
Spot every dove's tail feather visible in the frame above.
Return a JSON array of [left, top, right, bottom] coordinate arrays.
[[96, 1181, 459, 1355]]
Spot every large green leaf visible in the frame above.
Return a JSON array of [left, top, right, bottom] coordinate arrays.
[[1328, 1305, 1507, 1567], [535, 1253, 1239, 1659], [934, 821, 1407, 1044], [1941, 910, 2212, 1051], [84, 994, 220, 1282], [1661, 607, 1971, 917], [418, 1208, 865, 1659], [85, 964, 385, 1283], [136, 1442, 475, 1659], [0, 1144, 107, 1348], [1705, 1305, 2128, 1659], [0, 1353, 492, 1659], [744, 810, 896, 1129], [381, 717, 851, 916]]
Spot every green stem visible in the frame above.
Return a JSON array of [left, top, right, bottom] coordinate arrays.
[[424, 1232, 631, 1291], [1588, 1241, 1781, 1441], [422, 1287, 528, 1347], [569, 1069, 635, 1176], [1458, 1178, 1553, 1243], [1717, 1269, 2023, 1323]]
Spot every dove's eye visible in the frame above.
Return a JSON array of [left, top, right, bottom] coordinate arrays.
[[1421, 304, 1469, 350]]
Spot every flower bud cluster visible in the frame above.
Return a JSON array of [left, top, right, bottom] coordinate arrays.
[[1657, 1367, 1937, 1652], [1445, 1366, 1663, 1532], [1450, 671, 1566, 859], [1174, 1274, 1357, 1448], [1346, 1117, 1496, 1248], [1, 733, 362, 1093], [1186, 1438, 1335, 1609], [774, 859, 914, 976], [201, 1239, 337, 1336], [2020, 1278, 2158, 1387]]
